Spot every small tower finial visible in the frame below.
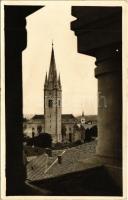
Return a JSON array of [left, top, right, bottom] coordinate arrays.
[[52, 40, 53, 47]]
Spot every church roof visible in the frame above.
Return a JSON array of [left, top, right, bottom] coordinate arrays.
[[31, 114, 76, 124], [76, 115, 97, 122], [62, 114, 77, 124], [32, 115, 45, 120]]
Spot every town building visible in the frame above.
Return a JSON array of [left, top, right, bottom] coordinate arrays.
[[23, 114, 84, 143]]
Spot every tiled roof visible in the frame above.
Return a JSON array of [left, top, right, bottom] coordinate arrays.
[[62, 114, 75, 119], [62, 114, 77, 124], [85, 115, 97, 121], [26, 141, 97, 181], [32, 115, 45, 120], [77, 115, 97, 122], [31, 114, 76, 124]]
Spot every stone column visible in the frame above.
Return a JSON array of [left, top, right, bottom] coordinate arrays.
[[71, 6, 122, 187], [95, 44, 122, 165]]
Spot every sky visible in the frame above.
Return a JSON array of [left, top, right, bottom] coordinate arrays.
[[22, 4, 98, 116]]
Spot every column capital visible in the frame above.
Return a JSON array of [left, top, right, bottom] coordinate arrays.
[[94, 43, 122, 78], [71, 6, 122, 57], [5, 6, 43, 52]]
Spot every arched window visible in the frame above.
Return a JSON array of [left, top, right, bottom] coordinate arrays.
[[58, 100, 61, 106], [48, 100, 53, 107]]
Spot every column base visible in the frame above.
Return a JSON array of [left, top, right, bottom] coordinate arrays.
[[95, 155, 122, 189]]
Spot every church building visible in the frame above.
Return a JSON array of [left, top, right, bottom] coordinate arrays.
[[23, 43, 84, 144]]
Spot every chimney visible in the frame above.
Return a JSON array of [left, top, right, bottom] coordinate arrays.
[[58, 155, 62, 164]]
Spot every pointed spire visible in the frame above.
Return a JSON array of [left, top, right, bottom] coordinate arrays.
[[58, 73, 61, 89], [47, 42, 57, 83], [44, 72, 48, 89], [82, 111, 84, 117], [45, 72, 47, 81], [45, 72, 47, 83], [44, 41, 61, 90]]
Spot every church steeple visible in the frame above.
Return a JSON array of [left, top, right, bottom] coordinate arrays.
[[45, 42, 61, 90], [47, 43, 57, 84], [44, 72, 48, 89], [58, 73, 61, 89], [44, 41, 62, 143]]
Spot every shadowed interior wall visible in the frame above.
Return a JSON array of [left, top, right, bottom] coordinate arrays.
[[5, 5, 43, 195]]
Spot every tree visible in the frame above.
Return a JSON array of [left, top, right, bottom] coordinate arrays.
[[35, 132, 52, 148], [90, 125, 98, 137], [85, 128, 92, 142]]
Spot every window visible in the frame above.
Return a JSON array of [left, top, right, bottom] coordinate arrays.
[[48, 100, 53, 107], [69, 133, 72, 142], [58, 100, 60, 106]]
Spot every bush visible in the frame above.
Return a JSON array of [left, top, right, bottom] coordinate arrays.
[[90, 125, 98, 137], [24, 132, 52, 148], [34, 132, 52, 148], [73, 140, 82, 146], [52, 142, 66, 150], [24, 136, 33, 146], [85, 128, 92, 142]]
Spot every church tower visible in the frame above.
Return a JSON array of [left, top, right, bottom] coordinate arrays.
[[44, 43, 62, 143]]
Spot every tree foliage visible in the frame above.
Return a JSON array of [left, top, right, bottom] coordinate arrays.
[[35, 132, 52, 148], [24, 132, 52, 148]]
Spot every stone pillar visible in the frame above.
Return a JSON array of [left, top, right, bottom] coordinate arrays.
[[5, 6, 42, 195], [71, 6, 122, 188], [95, 44, 122, 165]]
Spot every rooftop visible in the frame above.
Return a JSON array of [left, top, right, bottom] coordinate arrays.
[[26, 140, 97, 181], [30, 114, 77, 124]]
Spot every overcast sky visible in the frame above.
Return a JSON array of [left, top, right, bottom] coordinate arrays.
[[22, 4, 98, 116]]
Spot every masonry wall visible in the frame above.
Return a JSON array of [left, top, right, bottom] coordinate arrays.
[[44, 89, 62, 143]]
